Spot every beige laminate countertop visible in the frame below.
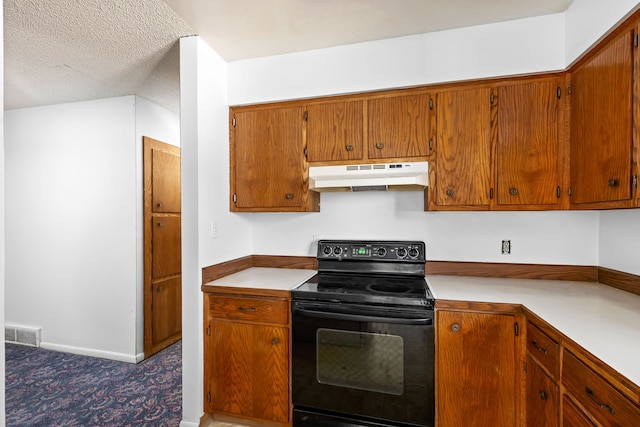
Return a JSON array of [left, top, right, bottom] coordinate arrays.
[[203, 267, 316, 291], [204, 267, 640, 388], [427, 275, 640, 388]]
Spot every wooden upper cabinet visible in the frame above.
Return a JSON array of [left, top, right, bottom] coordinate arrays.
[[231, 106, 319, 212], [367, 93, 432, 160], [496, 79, 566, 209], [429, 87, 492, 209], [305, 100, 364, 162], [570, 28, 636, 208]]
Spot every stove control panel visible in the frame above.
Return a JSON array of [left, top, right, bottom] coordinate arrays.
[[318, 240, 425, 261]]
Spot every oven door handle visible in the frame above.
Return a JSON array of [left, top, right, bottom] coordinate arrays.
[[292, 306, 433, 326]]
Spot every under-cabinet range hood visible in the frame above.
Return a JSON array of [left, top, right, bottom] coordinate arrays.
[[309, 162, 428, 192]]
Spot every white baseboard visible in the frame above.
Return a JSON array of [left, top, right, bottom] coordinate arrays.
[[40, 341, 139, 364]]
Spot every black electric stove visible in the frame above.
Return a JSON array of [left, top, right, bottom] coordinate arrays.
[[292, 240, 434, 309]]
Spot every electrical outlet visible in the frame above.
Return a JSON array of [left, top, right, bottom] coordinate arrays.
[[501, 240, 511, 255]]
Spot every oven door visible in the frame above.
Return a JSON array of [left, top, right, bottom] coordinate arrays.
[[291, 300, 434, 427]]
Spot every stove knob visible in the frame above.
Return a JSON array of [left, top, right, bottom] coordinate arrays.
[[333, 247, 343, 256], [397, 248, 408, 258], [322, 246, 333, 256], [377, 247, 387, 257], [409, 247, 420, 258]]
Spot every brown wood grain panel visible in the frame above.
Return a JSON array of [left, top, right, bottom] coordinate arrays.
[[306, 101, 363, 162], [563, 350, 640, 426], [433, 87, 492, 208], [435, 299, 522, 314], [202, 256, 253, 284], [251, 326, 289, 423], [570, 29, 634, 206], [151, 215, 181, 279], [527, 321, 560, 379], [496, 79, 561, 207], [252, 255, 317, 270], [426, 261, 598, 282], [367, 93, 431, 159], [151, 276, 181, 346], [563, 395, 598, 427], [151, 148, 181, 213], [598, 267, 640, 296], [526, 355, 560, 427], [436, 311, 518, 426], [207, 295, 289, 325]]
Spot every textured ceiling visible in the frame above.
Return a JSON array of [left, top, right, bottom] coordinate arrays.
[[4, 0, 575, 113], [4, 0, 194, 112]]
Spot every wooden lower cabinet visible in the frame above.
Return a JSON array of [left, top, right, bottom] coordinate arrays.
[[203, 290, 291, 426], [562, 395, 596, 427], [436, 309, 521, 426], [526, 355, 559, 426]]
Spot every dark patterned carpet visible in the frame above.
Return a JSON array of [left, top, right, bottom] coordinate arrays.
[[5, 341, 182, 426]]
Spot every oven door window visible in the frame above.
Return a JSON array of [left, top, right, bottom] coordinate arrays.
[[317, 328, 403, 395]]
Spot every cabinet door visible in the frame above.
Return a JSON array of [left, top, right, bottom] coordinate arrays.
[[562, 395, 596, 427], [570, 29, 634, 207], [205, 321, 289, 423], [432, 88, 492, 208], [497, 80, 564, 208], [306, 101, 363, 162], [368, 93, 432, 159], [437, 310, 519, 426], [233, 106, 314, 210], [526, 356, 559, 427]]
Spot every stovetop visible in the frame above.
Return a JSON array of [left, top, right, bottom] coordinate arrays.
[[292, 240, 434, 308]]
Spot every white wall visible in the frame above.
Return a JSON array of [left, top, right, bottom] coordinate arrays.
[[1, 4, 6, 423], [5, 95, 179, 362], [565, 0, 640, 64], [228, 13, 565, 105], [179, 36, 252, 427], [599, 209, 640, 275]]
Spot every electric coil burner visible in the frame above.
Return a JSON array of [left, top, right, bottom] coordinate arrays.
[[291, 240, 435, 427]]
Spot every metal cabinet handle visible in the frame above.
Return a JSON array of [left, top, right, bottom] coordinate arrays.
[[531, 340, 548, 354], [157, 221, 164, 227], [446, 189, 454, 197], [539, 390, 547, 401], [376, 142, 384, 149], [271, 337, 279, 345], [451, 323, 461, 333], [510, 187, 518, 195], [157, 202, 164, 208], [238, 307, 257, 313], [345, 145, 353, 152], [608, 179, 619, 187], [157, 286, 163, 292], [585, 387, 616, 414], [285, 193, 294, 200]]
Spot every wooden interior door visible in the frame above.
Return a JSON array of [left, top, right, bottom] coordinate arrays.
[[144, 136, 181, 358]]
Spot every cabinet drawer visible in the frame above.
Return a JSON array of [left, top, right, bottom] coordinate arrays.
[[563, 350, 640, 426], [527, 321, 559, 378], [208, 295, 288, 325]]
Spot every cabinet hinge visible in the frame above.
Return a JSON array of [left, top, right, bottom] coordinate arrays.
[[514, 322, 519, 337], [568, 187, 572, 197], [207, 391, 211, 403], [635, 33, 639, 48], [489, 188, 494, 200], [556, 186, 561, 199], [557, 87, 561, 99], [232, 117, 236, 127], [304, 110, 308, 121], [490, 92, 495, 105], [429, 98, 434, 110], [233, 193, 237, 203], [568, 85, 572, 95], [523, 361, 528, 374], [304, 146, 309, 157], [633, 175, 638, 188], [207, 324, 211, 336], [428, 139, 434, 151]]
